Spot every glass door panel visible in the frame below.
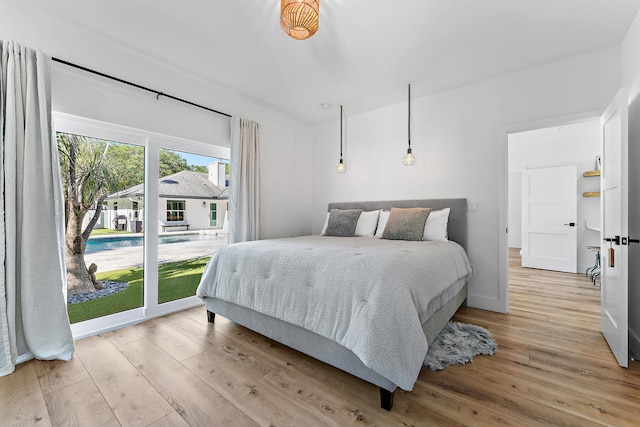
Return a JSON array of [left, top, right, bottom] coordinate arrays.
[[58, 132, 145, 323], [157, 149, 229, 304]]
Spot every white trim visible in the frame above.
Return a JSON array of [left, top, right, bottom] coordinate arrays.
[[144, 142, 160, 313], [53, 112, 231, 159], [15, 352, 34, 365], [71, 308, 145, 340], [466, 293, 506, 313], [71, 299, 204, 340], [147, 296, 202, 319]]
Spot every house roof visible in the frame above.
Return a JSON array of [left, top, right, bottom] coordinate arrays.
[[107, 170, 229, 200]]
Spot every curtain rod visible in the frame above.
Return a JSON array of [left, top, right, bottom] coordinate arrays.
[[52, 57, 232, 119]]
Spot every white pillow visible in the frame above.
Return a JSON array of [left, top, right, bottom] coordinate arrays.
[[423, 208, 450, 241], [354, 210, 380, 237], [320, 212, 330, 235], [374, 210, 390, 238]]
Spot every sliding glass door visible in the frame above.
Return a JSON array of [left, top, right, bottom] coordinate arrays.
[[55, 113, 230, 338]]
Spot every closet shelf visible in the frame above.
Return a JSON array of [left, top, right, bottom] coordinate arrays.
[[583, 191, 600, 197], [583, 170, 601, 177]]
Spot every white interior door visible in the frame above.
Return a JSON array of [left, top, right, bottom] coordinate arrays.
[[521, 165, 578, 273], [600, 88, 629, 368]]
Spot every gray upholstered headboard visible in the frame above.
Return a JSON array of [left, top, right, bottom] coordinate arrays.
[[327, 199, 468, 250]]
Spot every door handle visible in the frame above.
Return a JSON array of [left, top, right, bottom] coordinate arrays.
[[604, 235, 621, 245], [619, 237, 639, 245], [564, 222, 576, 227]]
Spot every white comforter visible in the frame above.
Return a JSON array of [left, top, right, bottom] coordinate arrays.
[[196, 235, 472, 390]]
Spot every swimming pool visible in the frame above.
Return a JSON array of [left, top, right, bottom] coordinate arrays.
[[86, 233, 218, 253]]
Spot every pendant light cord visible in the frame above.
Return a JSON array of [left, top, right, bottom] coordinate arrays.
[[408, 84, 411, 149], [340, 105, 344, 158]]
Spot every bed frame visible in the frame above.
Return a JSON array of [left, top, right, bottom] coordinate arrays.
[[205, 198, 468, 411]]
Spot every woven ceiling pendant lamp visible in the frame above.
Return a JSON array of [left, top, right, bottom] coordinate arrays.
[[281, 0, 320, 40]]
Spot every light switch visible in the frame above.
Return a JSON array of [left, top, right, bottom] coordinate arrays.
[[468, 201, 480, 212]]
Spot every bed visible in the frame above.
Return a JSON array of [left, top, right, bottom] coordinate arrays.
[[196, 199, 472, 410]]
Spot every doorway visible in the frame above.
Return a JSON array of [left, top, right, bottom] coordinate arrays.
[[502, 117, 603, 317], [507, 120, 601, 277]]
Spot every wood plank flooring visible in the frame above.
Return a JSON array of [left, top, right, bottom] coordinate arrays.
[[2, 248, 638, 426]]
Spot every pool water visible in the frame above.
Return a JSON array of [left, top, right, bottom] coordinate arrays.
[[86, 233, 218, 253]]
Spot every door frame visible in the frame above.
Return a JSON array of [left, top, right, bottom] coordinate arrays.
[[499, 111, 601, 313]]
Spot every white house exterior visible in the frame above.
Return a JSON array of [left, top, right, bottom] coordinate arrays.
[[92, 163, 229, 234]]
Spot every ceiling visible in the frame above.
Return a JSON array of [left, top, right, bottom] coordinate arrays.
[[8, 0, 640, 124]]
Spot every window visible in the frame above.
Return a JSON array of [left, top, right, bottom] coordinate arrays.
[[210, 203, 217, 226], [167, 200, 185, 222]]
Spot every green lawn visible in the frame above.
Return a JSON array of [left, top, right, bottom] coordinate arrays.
[[67, 257, 210, 324]]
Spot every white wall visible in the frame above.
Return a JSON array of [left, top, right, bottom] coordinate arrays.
[[0, 2, 314, 240], [508, 121, 601, 273], [312, 48, 621, 313], [621, 9, 640, 358]]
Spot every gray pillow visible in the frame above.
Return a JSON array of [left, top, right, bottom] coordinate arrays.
[[381, 207, 431, 241], [324, 209, 363, 237]]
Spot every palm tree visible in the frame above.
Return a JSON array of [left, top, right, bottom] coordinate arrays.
[[57, 133, 114, 295]]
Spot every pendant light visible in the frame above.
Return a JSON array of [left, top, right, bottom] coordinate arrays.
[[403, 83, 416, 166], [337, 105, 346, 174], [281, 0, 320, 40]]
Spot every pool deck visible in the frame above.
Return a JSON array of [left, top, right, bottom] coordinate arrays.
[[84, 235, 228, 272]]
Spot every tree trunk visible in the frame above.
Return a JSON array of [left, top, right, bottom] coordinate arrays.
[[66, 250, 96, 295], [65, 207, 97, 295]]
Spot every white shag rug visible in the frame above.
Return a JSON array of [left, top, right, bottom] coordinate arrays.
[[424, 321, 497, 371]]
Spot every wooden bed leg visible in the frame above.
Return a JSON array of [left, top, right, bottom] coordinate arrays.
[[207, 310, 215, 323], [379, 388, 394, 411]]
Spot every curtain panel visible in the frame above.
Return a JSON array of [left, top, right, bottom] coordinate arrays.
[[0, 40, 74, 376], [229, 117, 261, 244]]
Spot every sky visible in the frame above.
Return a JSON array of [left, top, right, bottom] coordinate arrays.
[[180, 152, 228, 167]]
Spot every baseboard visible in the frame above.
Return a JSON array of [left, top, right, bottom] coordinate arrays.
[[466, 293, 507, 314]]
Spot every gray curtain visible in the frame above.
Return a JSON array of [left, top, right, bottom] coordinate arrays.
[[229, 117, 261, 244], [0, 41, 74, 376]]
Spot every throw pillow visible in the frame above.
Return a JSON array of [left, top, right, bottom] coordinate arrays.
[[324, 209, 363, 237], [381, 207, 431, 241]]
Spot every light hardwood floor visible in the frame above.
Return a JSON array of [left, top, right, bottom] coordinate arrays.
[[2, 249, 638, 426]]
